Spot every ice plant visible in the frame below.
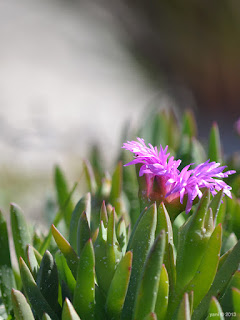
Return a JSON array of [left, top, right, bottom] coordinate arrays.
[[0, 109, 240, 320], [123, 138, 235, 214]]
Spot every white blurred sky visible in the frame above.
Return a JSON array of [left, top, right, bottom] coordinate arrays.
[[0, 0, 160, 172]]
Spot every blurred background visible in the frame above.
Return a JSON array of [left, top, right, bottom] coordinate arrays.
[[0, 0, 239, 223]]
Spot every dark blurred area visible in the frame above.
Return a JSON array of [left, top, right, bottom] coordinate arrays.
[[111, 0, 240, 108], [106, 0, 240, 151]]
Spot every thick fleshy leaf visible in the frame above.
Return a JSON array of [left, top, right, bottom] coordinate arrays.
[[19, 257, 58, 320], [116, 217, 127, 254], [209, 189, 224, 222], [94, 221, 108, 294], [220, 270, 240, 313], [109, 162, 123, 216], [218, 248, 232, 271], [133, 231, 166, 320], [122, 203, 157, 320], [208, 122, 222, 163], [95, 210, 122, 294], [182, 110, 197, 138], [206, 297, 224, 320], [184, 224, 222, 308], [27, 245, 41, 279], [36, 250, 59, 312], [0, 210, 16, 314], [42, 313, 52, 320], [83, 160, 97, 195], [222, 232, 237, 254], [155, 264, 169, 320], [62, 298, 81, 320], [106, 251, 132, 319], [231, 200, 240, 239], [77, 211, 91, 256], [175, 293, 191, 320], [107, 209, 122, 274], [73, 239, 95, 320], [55, 251, 76, 295], [11, 289, 34, 320], [121, 147, 140, 226], [69, 193, 91, 252], [176, 190, 211, 292], [192, 238, 240, 319], [100, 201, 108, 228], [215, 196, 226, 226], [94, 285, 107, 320], [143, 312, 157, 320], [52, 224, 79, 279], [10, 203, 31, 263], [39, 182, 78, 255], [156, 203, 176, 294], [232, 288, 240, 314], [54, 165, 74, 228]]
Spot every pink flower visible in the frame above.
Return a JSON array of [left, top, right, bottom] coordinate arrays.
[[123, 138, 236, 213]]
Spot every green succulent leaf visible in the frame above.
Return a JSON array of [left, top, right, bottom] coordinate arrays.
[[77, 211, 91, 256], [208, 122, 222, 163], [10, 203, 31, 263], [36, 250, 59, 313], [220, 270, 240, 313], [100, 201, 108, 228], [109, 162, 123, 216], [94, 285, 107, 320], [55, 251, 76, 296], [184, 223, 222, 308], [209, 189, 224, 222], [155, 264, 169, 320], [156, 203, 176, 294], [27, 245, 41, 279], [55, 165, 74, 228], [106, 251, 132, 320], [83, 160, 98, 195], [182, 110, 197, 138], [232, 287, 240, 314], [192, 237, 240, 319], [62, 298, 81, 320], [206, 297, 224, 320], [116, 217, 127, 254], [106, 209, 122, 278], [52, 224, 79, 279], [122, 203, 157, 320], [42, 313, 52, 320], [19, 257, 58, 320], [175, 293, 191, 320], [0, 210, 16, 314], [218, 248, 232, 271], [176, 189, 211, 291], [222, 232, 237, 254], [11, 289, 35, 320], [231, 200, 240, 239], [73, 239, 95, 320], [94, 221, 108, 294], [133, 231, 166, 320], [143, 312, 157, 320], [95, 210, 122, 295], [69, 193, 91, 252]]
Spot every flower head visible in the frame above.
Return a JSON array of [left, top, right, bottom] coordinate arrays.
[[166, 160, 236, 213], [123, 138, 236, 214], [123, 138, 181, 178]]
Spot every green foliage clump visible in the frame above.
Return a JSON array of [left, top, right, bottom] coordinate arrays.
[[0, 109, 240, 320]]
